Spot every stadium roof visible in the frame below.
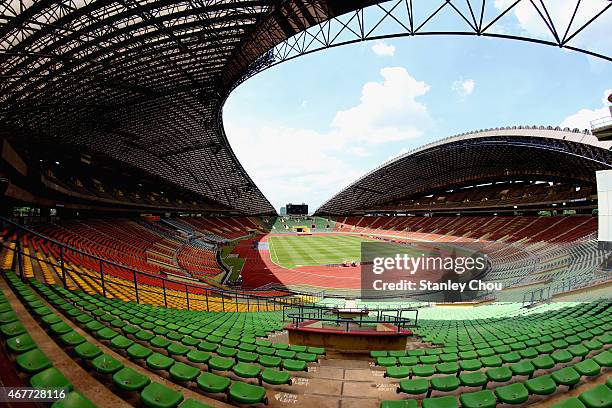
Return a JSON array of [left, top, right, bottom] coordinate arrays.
[[0, 0, 380, 215], [1, 1, 610, 214], [315, 127, 612, 215]]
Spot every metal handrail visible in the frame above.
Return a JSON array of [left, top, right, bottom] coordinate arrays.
[[591, 116, 612, 129], [282, 303, 419, 330], [286, 313, 415, 333], [0, 216, 317, 312]]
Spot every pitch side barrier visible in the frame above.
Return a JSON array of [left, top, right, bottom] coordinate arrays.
[[0, 216, 314, 312], [281, 304, 419, 331]]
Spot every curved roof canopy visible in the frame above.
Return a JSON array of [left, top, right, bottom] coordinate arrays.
[[1, 1, 610, 214], [0, 0, 378, 214], [315, 127, 612, 215]]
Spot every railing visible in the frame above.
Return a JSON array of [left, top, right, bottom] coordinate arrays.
[[285, 305, 418, 333], [282, 304, 419, 331], [521, 286, 551, 308], [0, 217, 311, 313], [591, 116, 612, 131]]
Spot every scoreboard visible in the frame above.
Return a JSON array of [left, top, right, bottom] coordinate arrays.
[[286, 203, 308, 215]]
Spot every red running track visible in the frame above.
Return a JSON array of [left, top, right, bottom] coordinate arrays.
[[237, 234, 364, 290]]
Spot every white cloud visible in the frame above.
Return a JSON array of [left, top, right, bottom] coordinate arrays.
[[349, 146, 371, 157], [331, 67, 432, 145], [225, 123, 363, 212], [452, 79, 475, 96], [226, 67, 433, 210], [560, 89, 612, 130], [371, 40, 396, 57], [300, 100, 308, 108]]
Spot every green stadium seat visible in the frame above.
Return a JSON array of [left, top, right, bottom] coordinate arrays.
[[296, 352, 317, 362], [260, 369, 291, 385], [551, 367, 581, 387], [574, 359, 601, 377], [197, 372, 231, 393], [146, 353, 174, 371], [377, 356, 397, 367], [92, 353, 123, 374], [167, 343, 189, 356], [42, 314, 63, 326], [6, 333, 36, 353], [421, 396, 458, 408], [52, 391, 96, 408], [436, 362, 459, 375], [84, 320, 104, 332], [459, 390, 497, 408], [532, 355, 556, 370], [480, 356, 502, 367], [151, 336, 171, 349], [420, 355, 440, 364], [399, 357, 418, 366], [96, 327, 118, 340], [551, 397, 587, 408], [140, 382, 184, 408], [397, 379, 429, 395], [519, 348, 538, 359], [289, 344, 306, 352], [440, 353, 459, 362], [412, 364, 435, 377], [169, 362, 200, 382], [215, 345, 237, 358], [486, 366, 512, 382], [584, 339, 604, 351], [238, 343, 257, 353], [16, 348, 53, 374], [127, 343, 153, 360], [236, 351, 259, 363], [578, 384, 612, 408], [593, 351, 611, 367], [308, 346, 325, 355], [569, 344, 590, 359], [386, 366, 410, 379], [0, 310, 17, 324], [110, 335, 134, 350], [459, 371, 488, 389], [1, 321, 26, 337], [510, 360, 535, 377], [30, 367, 73, 391], [552, 350, 574, 363], [259, 355, 281, 368], [282, 359, 307, 371], [495, 383, 529, 405], [185, 350, 210, 364], [207, 356, 234, 372], [459, 359, 482, 372], [430, 376, 460, 393], [228, 381, 267, 405], [112, 367, 151, 391], [179, 398, 214, 408], [233, 362, 261, 379], [525, 375, 557, 395], [74, 342, 103, 360]]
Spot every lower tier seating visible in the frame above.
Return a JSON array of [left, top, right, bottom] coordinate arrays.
[[1, 270, 326, 407]]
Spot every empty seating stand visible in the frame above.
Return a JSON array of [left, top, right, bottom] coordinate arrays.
[[1, 270, 326, 407]]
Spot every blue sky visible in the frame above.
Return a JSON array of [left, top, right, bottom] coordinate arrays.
[[223, 1, 612, 213]]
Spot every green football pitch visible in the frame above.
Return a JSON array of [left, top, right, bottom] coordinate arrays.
[[268, 234, 368, 268], [267, 234, 430, 269]]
